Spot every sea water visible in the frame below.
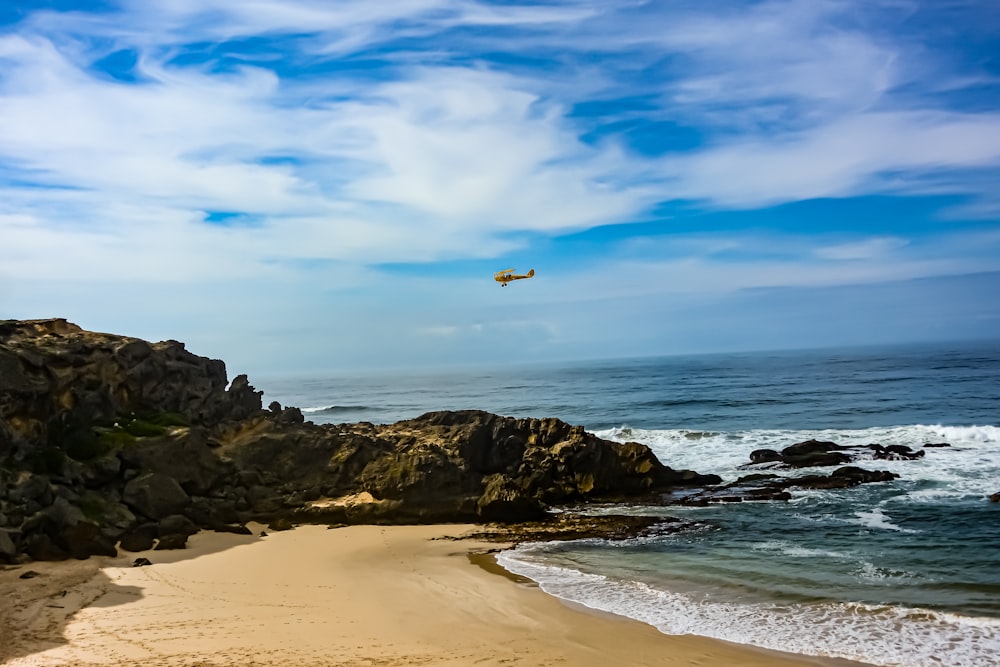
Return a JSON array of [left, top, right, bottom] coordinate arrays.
[[257, 340, 1000, 667]]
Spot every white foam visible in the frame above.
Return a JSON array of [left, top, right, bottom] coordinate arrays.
[[852, 507, 920, 534], [595, 424, 1000, 496], [497, 548, 1000, 667], [855, 561, 916, 582], [751, 540, 855, 560]]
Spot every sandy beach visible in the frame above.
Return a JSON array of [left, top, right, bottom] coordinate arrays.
[[1, 524, 871, 667]]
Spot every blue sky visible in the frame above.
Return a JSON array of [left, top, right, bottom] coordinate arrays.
[[1, 0, 999, 376]]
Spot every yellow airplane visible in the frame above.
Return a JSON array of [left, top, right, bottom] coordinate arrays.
[[494, 268, 535, 286]]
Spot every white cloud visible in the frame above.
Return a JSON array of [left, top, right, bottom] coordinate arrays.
[[661, 111, 1000, 207], [1, 0, 998, 372]]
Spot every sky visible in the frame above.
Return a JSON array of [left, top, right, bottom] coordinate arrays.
[[1, 0, 999, 377]]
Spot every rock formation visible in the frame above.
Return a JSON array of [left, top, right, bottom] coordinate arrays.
[[1, 319, 720, 562], [747, 438, 928, 469]]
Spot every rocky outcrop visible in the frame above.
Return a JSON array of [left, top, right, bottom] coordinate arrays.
[[747, 438, 928, 469], [676, 465, 900, 505], [0, 319, 721, 562]]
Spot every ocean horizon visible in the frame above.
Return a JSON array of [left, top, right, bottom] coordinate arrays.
[[257, 338, 1000, 667]]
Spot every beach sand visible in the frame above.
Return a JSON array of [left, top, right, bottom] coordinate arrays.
[[1, 524, 871, 667]]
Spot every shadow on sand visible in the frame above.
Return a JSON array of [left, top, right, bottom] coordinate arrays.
[[0, 526, 265, 663]]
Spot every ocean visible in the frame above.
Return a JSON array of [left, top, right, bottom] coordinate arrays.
[[256, 340, 1000, 667]]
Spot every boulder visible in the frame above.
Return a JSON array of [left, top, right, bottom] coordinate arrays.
[[118, 428, 225, 495], [782, 439, 844, 458], [21, 497, 116, 559], [157, 514, 199, 538], [477, 474, 548, 523], [266, 517, 294, 532], [154, 533, 189, 550], [779, 440, 852, 467], [119, 523, 158, 552], [0, 529, 17, 563], [749, 449, 782, 464], [123, 473, 190, 520]]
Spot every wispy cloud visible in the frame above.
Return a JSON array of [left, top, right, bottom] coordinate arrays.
[[1, 0, 998, 371]]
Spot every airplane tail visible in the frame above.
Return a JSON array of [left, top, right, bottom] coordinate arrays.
[[527, 269, 535, 277]]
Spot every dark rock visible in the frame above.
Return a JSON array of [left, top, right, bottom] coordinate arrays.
[[989, 492, 1000, 503], [0, 529, 17, 563], [831, 466, 898, 483], [132, 557, 152, 567], [782, 439, 845, 458], [464, 513, 696, 544], [246, 485, 284, 513], [119, 524, 158, 552], [123, 473, 190, 520], [794, 467, 898, 489], [158, 514, 199, 538], [22, 497, 116, 559], [11, 474, 53, 505], [19, 570, 41, 579], [213, 523, 253, 535], [746, 437, 933, 470], [184, 497, 240, 528], [154, 533, 188, 550], [784, 450, 853, 468], [749, 449, 782, 464], [118, 428, 225, 496], [80, 454, 122, 488], [477, 474, 548, 522], [24, 533, 68, 561], [871, 444, 925, 461], [924, 442, 951, 448], [267, 517, 294, 531]]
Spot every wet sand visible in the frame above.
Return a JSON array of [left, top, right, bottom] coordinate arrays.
[[1, 524, 871, 667]]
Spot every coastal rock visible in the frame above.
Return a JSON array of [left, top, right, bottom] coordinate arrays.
[[677, 466, 899, 504], [266, 517, 294, 531], [0, 319, 756, 562], [157, 514, 199, 538], [477, 474, 548, 522], [117, 428, 226, 496], [744, 437, 936, 469], [123, 473, 191, 520], [0, 529, 17, 563], [214, 523, 253, 535], [989, 492, 1000, 503], [154, 533, 189, 550], [21, 497, 116, 559], [0, 318, 263, 463], [868, 444, 925, 460], [119, 524, 158, 552], [795, 466, 898, 489], [464, 513, 697, 544], [749, 449, 782, 464]]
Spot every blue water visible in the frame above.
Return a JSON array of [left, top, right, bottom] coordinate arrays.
[[256, 340, 1000, 667]]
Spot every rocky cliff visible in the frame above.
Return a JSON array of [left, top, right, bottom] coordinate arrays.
[[0, 319, 720, 563]]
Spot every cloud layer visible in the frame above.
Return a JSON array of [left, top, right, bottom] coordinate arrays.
[[1, 0, 998, 372]]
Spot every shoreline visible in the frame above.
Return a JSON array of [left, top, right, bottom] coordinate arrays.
[[2, 524, 874, 667]]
